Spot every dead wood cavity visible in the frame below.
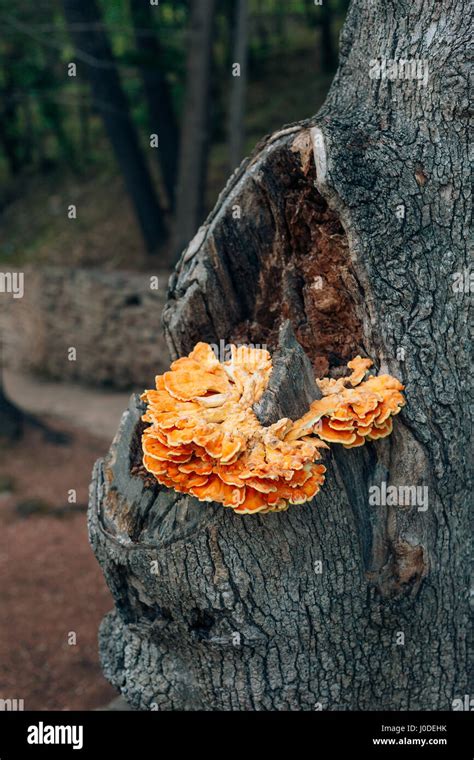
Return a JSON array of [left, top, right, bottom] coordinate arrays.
[[228, 140, 364, 379], [129, 418, 157, 488], [130, 141, 366, 485]]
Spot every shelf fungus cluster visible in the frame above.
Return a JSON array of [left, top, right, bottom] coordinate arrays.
[[287, 356, 405, 448], [141, 343, 405, 514]]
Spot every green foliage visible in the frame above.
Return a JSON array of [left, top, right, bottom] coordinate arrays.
[[0, 0, 350, 249]]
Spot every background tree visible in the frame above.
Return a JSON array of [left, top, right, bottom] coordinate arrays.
[[319, 2, 336, 72], [90, 0, 470, 710], [0, 49, 22, 176], [0, 347, 67, 444], [0, 0, 351, 264], [172, 0, 216, 260], [228, 0, 248, 171], [130, 0, 179, 210], [0, 377, 23, 440], [62, 0, 166, 253]]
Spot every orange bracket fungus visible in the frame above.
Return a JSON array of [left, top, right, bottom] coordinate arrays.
[[141, 342, 405, 515]]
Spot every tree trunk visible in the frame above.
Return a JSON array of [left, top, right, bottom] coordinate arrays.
[[62, 0, 167, 253], [89, 0, 470, 710], [78, 93, 91, 160], [254, 0, 270, 56], [22, 95, 35, 167], [130, 0, 179, 210], [0, 380, 23, 441], [0, 337, 22, 440], [0, 59, 22, 175], [319, 4, 336, 73], [172, 0, 216, 260], [228, 0, 248, 172]]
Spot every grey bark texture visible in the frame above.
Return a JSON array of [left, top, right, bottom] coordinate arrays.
[[89, 0, 471, 710]]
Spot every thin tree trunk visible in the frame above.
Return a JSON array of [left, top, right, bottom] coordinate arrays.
[[274, 0, 286, 47], [130, 0, 179, 210], [228, 0, 248, 171], [40, 96, 75, 165], [0, 63, 22, 175], [172, 0, 216, 260], [304, 0, 318, 27], [0, 380, 23, 441], [255, 0, 270, 56], [0, 329, 22, 440], [90, 0, 470, 709], [319, 3, 336, 72], [22, 96, 34, 166], [62, 0, 166, 253], [78, 92, 91, 160]]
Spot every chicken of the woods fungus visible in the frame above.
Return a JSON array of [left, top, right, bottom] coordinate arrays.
[[141, 343, 405, 515]]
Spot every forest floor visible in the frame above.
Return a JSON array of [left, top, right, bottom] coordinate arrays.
[[4, 370, 131, 442], [0, 375, 131, 710]]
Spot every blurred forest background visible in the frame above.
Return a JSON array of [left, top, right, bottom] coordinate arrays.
[[0, 0, 350, 711], [0, 0, 349, 268]]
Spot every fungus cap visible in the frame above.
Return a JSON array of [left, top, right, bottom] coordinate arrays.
[[141, 344, 405, 513]]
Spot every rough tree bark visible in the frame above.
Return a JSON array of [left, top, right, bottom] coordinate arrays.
[[89, 0, 471, 710]]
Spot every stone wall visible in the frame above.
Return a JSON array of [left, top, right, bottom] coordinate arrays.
[[0, 267, 171, 389]]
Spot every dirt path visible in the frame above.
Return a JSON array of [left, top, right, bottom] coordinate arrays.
[[4, 370, 131, 441], [0, 374, 135, 710]]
